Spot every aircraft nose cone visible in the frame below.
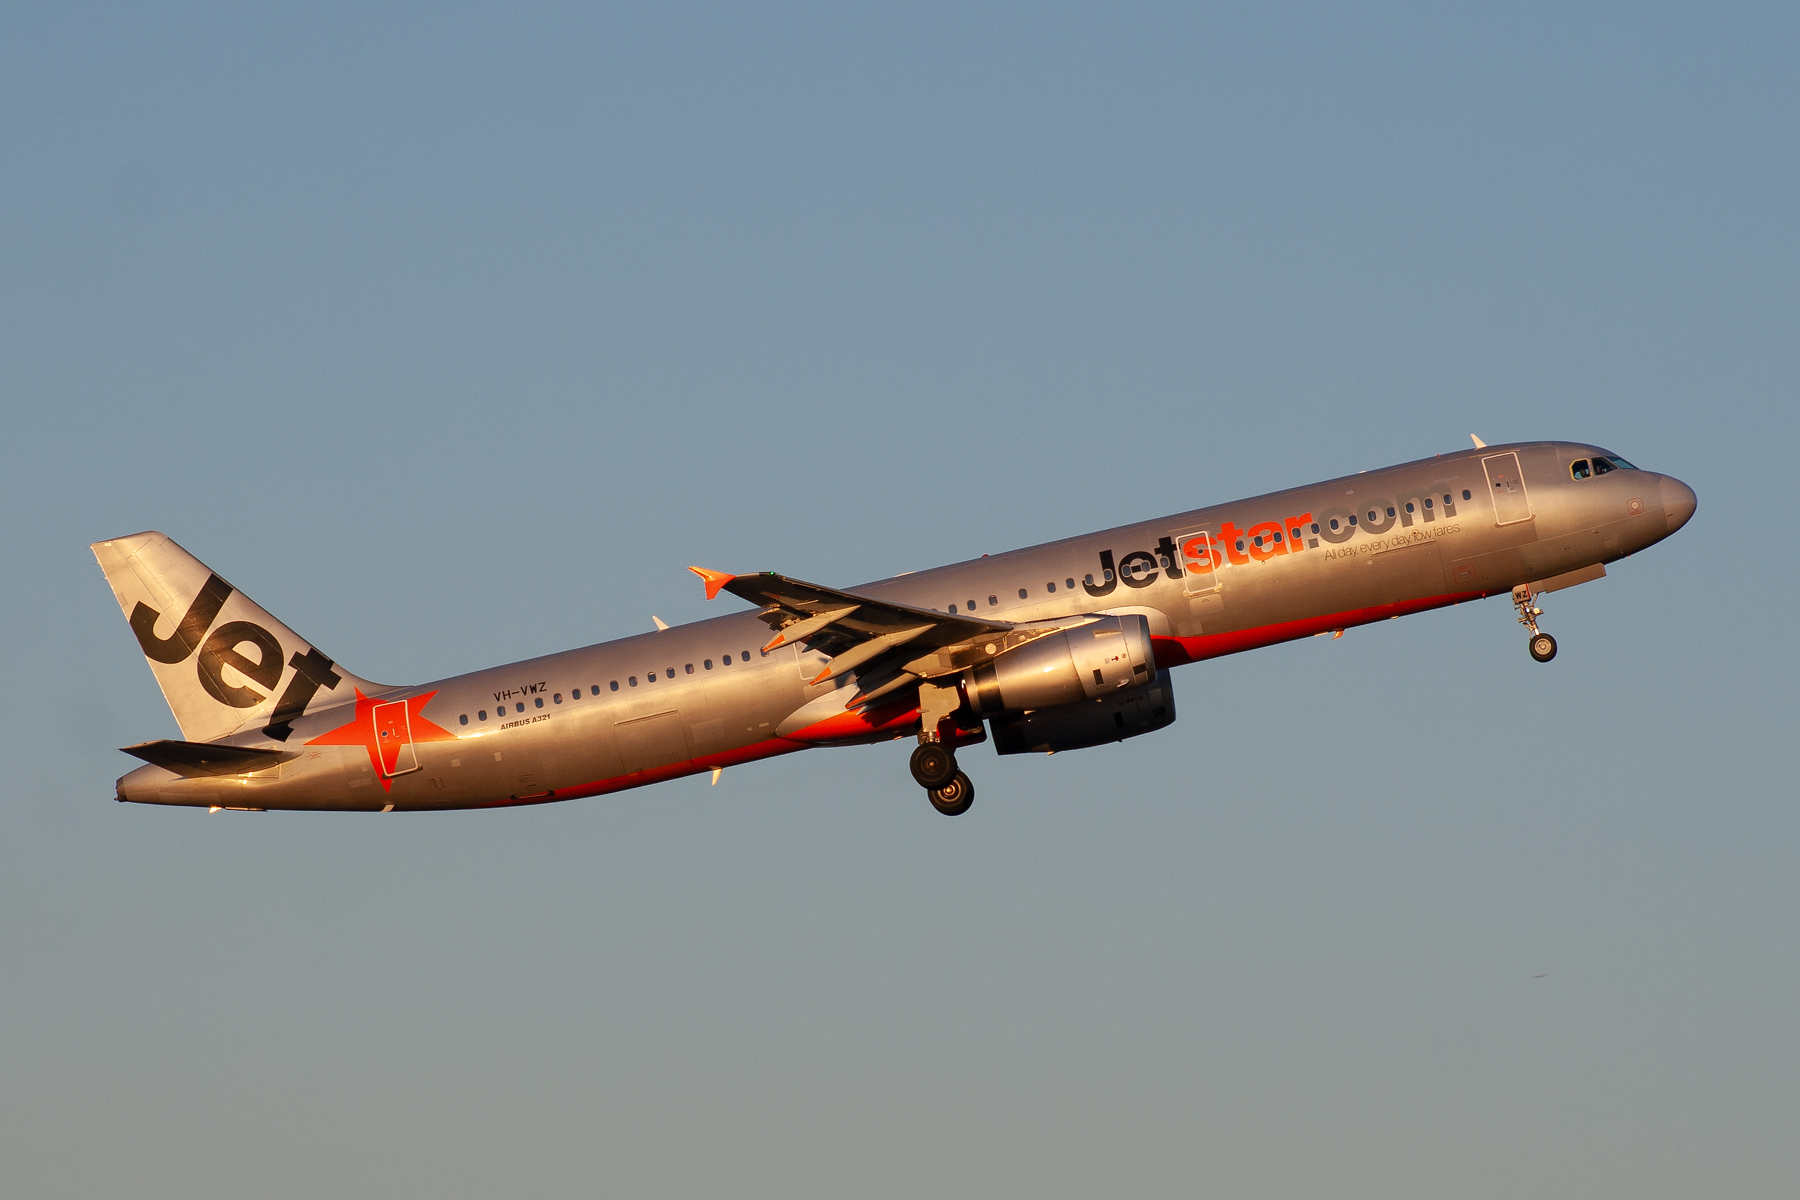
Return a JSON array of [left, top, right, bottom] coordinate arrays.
[[1659, 475, 1697, 532]]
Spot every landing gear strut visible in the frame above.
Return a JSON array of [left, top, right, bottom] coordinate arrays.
[[1514, 584, 1558, 663], [914, 680, 974, 815]]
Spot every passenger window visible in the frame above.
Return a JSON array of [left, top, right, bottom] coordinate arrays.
[[1017, 588, 1028, 599], [1423, 498, 1433, 510], [1571, 459, 1591, 479], [629, 676, 638, 687], [1329, 518, 1340, 530], [479, 710, 488, 721], [459, 714, 469, 725], [1046, 582, 1056, 593], [535, 697, 544, 708], [704, 659, 713, 670], [610, 681, 619, 691], [948, 604, 957, 614], [516, 702, 525, 712], [1462, 489, 1471, 500], [1386, 506, 1395, 518], [1102, 570, 1114, 582], [1348, 515, 1358, 526], [1593, 457, 1616, 475], [1084, 574, 1094, 586], [666, 668, 675, 679], [1310, 523, 1319, 533], [1065, 577, 1075, 589], [967, 599, 977, 610], [988, 596, 997, 606], [1272, 531, 1283, 544], [741, 650, 751, 660], [1251, 536, 1262, 547], [1236, 539, 1246, 551], [685, 664, 693, 674], [553, 693, 562, 704]]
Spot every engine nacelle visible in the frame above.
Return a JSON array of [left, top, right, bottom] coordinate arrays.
[[962, 614, 1156, 717], [989, 669, 1177, 755]]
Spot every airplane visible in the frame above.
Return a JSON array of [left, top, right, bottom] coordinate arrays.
[[96, 439, 1696, 817]]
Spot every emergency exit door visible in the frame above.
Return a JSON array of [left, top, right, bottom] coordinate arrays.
[[372, 700, 421, 776]]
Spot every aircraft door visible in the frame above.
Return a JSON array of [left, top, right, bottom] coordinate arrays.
[[372, 699, 421, 776], [1482, 453, 1533, 526], [1174, 528, 1227, 633], [614, 707, 693, 775], [1176, 530, 1222, 595]]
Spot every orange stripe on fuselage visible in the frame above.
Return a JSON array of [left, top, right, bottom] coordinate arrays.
[[1152, 588, 1490, 668], [469, 588, 1493, 809]]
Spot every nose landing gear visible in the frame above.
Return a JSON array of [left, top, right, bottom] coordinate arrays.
[[1513, 584, 1558, 663]]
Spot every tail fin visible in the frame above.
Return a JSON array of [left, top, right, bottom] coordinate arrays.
[[92, 532, 385, 743]]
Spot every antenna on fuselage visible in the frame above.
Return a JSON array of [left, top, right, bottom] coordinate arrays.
[[1471, 434, 1488, 449]]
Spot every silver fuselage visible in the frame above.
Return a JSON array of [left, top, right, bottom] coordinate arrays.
[[116, 441, 1696, 811]]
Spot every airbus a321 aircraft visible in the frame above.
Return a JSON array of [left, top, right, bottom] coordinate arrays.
[[98, 439, 1696, 816]]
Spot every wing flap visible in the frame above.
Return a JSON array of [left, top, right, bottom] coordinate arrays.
[[689, 566, 1097, 690]]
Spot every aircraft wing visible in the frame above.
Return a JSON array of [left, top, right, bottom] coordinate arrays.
[[689, 567, 1087, 702]]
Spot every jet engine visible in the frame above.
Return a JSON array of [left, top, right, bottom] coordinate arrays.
[[989, 668, 1177, 755], [961, 614, 1156, 716]]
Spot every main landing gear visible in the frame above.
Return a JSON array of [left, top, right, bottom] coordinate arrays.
[[912, 680, 975, 815], [928, 770, 975, 817], [914, 683, 986, 816], [910, 740, 975, 816], [1514, 584, 1558, 663]]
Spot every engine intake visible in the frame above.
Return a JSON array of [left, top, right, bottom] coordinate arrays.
[[962, 614, 1155, 717], [990, 669, 1177, 755]]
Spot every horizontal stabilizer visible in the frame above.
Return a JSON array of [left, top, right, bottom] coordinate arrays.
[[121, 739, 298, 778]]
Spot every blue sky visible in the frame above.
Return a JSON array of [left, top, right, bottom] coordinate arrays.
[[2, 5, 1795, 1197]]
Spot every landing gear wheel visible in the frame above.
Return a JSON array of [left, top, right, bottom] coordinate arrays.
[[928, 770, 974, 816], [910, 743, 957, 789], [1529, 632, 1558, 663]]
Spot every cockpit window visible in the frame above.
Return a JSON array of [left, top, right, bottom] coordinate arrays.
[[1606, 455, 1638, 470], [1571, 459, 1591, 479], [1593, 457, 1616, 475]]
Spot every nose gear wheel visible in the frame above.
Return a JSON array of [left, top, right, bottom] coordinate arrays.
[[1512, 584, 1557, 663]]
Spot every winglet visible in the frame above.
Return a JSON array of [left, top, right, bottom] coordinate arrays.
[[688, 566, 736, 601], [1471, 434, 1487, 449]]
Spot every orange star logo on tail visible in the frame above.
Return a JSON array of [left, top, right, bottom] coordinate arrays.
[[306, 689, 459, 791]]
